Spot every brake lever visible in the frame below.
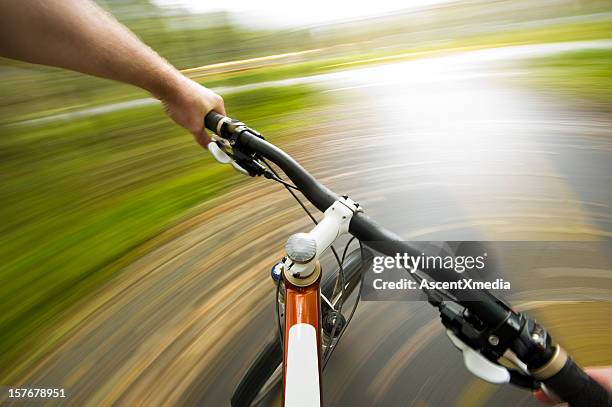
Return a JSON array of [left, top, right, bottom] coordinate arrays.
[[446, 330, 511, 384], [207, 141, 249, 176], [439, 300, 545, 391]]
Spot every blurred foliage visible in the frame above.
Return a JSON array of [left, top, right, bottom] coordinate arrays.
[[527, 48, 612, 102], [1, 0, 611, 123], [199, 20, 612, 91], [0, 85, 324, 381]]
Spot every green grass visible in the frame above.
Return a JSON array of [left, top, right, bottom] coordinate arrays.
[[526, 48, 612, 101], [0, 84, 325, 382]]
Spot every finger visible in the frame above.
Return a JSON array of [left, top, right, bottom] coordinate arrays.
[[534, 389, 568, 407], [194, 129, 211, 149], [534, 389, 556, 405], [215, 95, 226, 116], [215, 104, 226, 116]]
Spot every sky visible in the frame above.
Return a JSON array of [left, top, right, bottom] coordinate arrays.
[[153, 0, 456, 27]]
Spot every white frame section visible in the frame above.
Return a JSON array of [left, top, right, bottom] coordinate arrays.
[[284, 323, 320, 406]]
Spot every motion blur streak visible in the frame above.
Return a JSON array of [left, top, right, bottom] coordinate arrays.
[[180, 49, 323, 76], [1, 0, 611, 406]]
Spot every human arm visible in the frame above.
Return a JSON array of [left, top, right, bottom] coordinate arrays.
[[0, 0, 223, 146]]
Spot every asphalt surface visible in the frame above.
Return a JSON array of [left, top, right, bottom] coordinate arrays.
[[8, 43, 612, 406]]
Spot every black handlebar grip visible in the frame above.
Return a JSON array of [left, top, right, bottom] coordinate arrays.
[[204, 110, 226, 136], [543, 357, 612, 407]]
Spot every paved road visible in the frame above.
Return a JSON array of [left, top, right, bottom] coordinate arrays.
[[8, 43, 612, 406]]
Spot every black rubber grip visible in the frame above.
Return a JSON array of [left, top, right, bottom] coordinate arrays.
[[204, 110, 226, 136], [543, 357, 612, 407]]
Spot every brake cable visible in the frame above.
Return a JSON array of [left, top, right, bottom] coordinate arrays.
[[323, 238, 366, 368], [324, 237, 351, 361], [261, 156, 351, 357], [260, 155, 371, 368], [275, 276, 283, 350]]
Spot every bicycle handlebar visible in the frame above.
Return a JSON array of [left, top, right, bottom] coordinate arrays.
[[204, 111, 508, 325]]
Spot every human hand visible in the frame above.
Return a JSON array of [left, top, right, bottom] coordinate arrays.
[[534, 366, 612, 406], [159, 75, 225, 148]]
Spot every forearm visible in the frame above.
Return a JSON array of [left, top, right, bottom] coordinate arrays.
[[0, 0, 181, 99], [0, 0, 225, 145]]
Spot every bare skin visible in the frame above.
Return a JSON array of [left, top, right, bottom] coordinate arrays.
[[0, 0, 224, 147]]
